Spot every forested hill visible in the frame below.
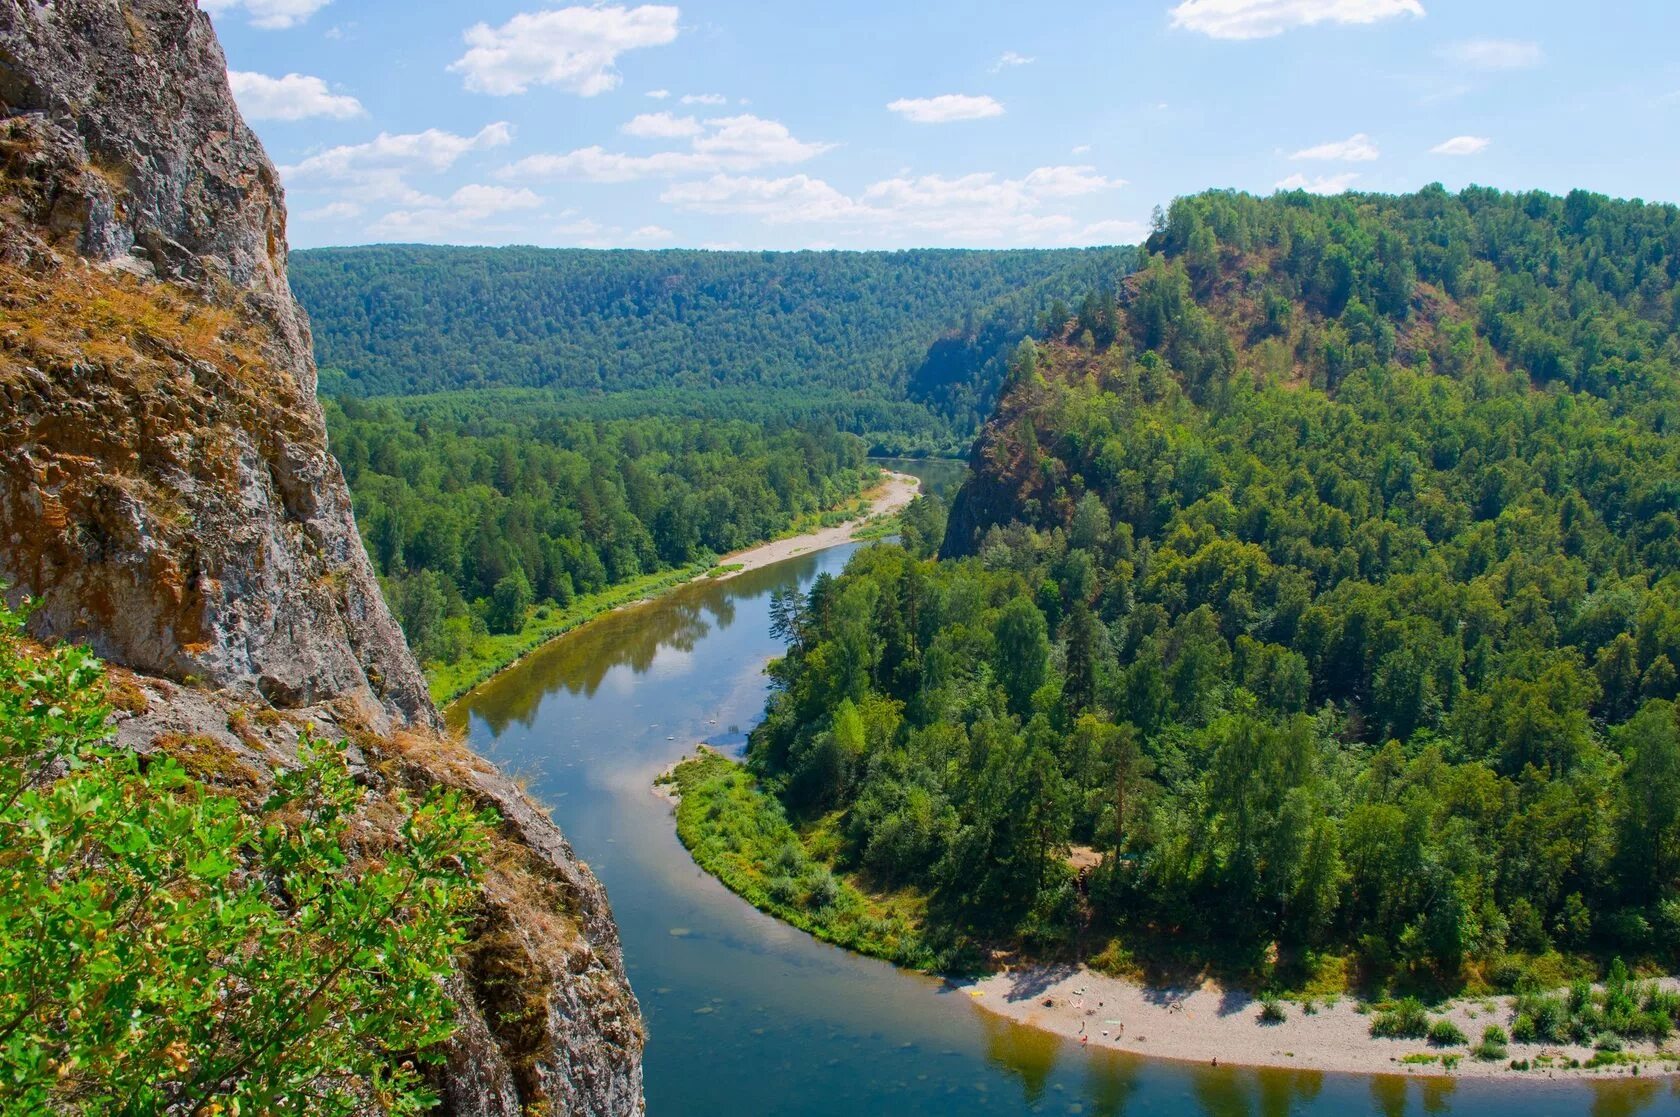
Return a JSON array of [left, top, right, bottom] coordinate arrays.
[[739, 185, 1680, 990], [290, 245, 1135, 446]]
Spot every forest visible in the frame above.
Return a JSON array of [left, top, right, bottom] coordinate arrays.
[[725, 185, 1680, 993], [327, 396, 875, 679], [293, 245, 1136, 453]]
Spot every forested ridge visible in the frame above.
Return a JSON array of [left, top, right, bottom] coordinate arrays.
[[730, 185, 1680, 996], [327, 396, 875, 679], [293, 245, 1136, 451]]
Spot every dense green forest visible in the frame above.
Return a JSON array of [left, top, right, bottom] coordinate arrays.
[[293, 246, 1136, 452], [327, 396, 875, 681], [726, 185, 1680, 994]]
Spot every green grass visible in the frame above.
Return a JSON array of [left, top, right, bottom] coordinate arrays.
[[429, 564, 707, 705], [848, 512, 904, 542], [661, 751, 937, 970]]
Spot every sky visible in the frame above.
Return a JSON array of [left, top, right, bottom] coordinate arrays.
[[206, 0, 1680, 251]]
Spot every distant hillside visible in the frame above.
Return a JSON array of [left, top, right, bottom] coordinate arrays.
[[728, 185, 1680, 993], [290, 245, 1136, 450]]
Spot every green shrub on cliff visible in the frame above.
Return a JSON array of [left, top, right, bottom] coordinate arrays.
[[0, 596, 491, 1114]]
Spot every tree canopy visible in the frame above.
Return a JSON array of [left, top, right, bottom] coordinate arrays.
[[744, 186, 1680, 989]]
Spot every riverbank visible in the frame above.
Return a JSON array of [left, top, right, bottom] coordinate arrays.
[[437, 471, 920, 707], [659, 754, 1680, 1083], [957, 965, 1680, 1081], [709, 471, 919, 579]]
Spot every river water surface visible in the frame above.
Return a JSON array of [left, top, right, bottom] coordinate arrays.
[[449, 531, 1677, 1116]]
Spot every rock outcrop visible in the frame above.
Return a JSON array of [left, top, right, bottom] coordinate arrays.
[[0, 1, 644, 1112]]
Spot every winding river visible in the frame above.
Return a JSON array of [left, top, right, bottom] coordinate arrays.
[[448, 464, 1677, 1116]]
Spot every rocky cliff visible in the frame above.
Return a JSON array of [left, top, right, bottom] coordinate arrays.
[[0, 1, 644, 1111]]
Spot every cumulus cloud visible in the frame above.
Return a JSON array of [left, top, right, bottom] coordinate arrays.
[[621, 112, 703, 138], [282, 122, 514, 205], [661, 163, 1121, 243], [369, 184, 544, 241], [505, 115, 832, 182], [991, 51, 1035, 71], [1431, 135, 1490, 155], [886, 94, 1005, 124], [450, 4, 679, 96], [1275, 171, 1361, 194], [681, 93, 729, 105], [200, 0, 331, 30], [1290, 132, 1379, 161], [227, 71, 363, 121], [1169, 0, 1424, 40], [646, 88, 671, 99], [1439, 38, 1542, 70], [286, 123, 513, 180], [628, 224, 676, 241]]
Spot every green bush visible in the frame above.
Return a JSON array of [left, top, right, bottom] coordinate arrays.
[[0, 596, 490, 1114], [1427, 1018, 1468, 1047], [1473, 1025, 1509, 1061], [1369, 997, 1431, 1039], [1259, 998, 1287, 1024]]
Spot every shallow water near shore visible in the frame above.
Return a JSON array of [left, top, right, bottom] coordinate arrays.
[[449, 541, 1678, 1116]]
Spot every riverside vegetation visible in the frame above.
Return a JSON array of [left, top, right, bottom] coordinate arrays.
[[669, 186, 1680, 1033], [326, 398, 883, 701]]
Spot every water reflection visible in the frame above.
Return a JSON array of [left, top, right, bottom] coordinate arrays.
[[451, 540, 1678, 1117], [454, 551, 826, 735]]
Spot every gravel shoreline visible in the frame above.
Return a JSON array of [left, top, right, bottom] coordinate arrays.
[[712, 471, 920, 577], [956, 965, 1680, 1081]]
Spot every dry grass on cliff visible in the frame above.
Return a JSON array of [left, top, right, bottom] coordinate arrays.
[[0, 257, 270, 388]]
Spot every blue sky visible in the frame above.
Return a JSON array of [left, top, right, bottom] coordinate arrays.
[[207, 0, 1680, 251]]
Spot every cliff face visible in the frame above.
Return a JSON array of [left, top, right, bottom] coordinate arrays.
[[0, 1, 643, 1111]]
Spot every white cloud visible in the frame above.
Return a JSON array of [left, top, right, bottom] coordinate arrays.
[[629, 224, 676, 241], [450, 4, 679, 96], [647, 89, 671, 99], [1439, 38, 1542, 70], [282, 123, 514, 205], [622, 112, 703, 138], [662, 164, 1121, 243], [1020, 165, 1125, 197], [1431, 134, 1489, 155], [701, 240, 744, 250], [369, 184, 543, 241], [1071, 144, 1092, 155], [1275, 171, 1361, 194], [300, 200, 363, 221], [662, 174, 867, 224], [991, 51, 1035, 71], [286, 122, 513, 179], [1290, 132, 1379, 161], [200, 0, 331, 30], [681, 93, 729, 105], [505, 114, 832, 182], [1169, 0, 1423, 40], [886, 94, 1005, 124], [227, 71, 363, 121]]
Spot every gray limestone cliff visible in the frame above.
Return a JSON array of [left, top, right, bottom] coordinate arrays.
[[0, 1, 644, 1111]]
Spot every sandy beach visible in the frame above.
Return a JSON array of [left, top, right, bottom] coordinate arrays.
[[956, 965, 1680, 1081], [713, 470, 921, 578]]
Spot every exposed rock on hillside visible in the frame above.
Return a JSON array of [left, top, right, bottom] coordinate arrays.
[[0, 1, 643, 1111]]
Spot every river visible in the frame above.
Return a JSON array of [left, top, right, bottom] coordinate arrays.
[[448, 534, 1677, 1115]]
